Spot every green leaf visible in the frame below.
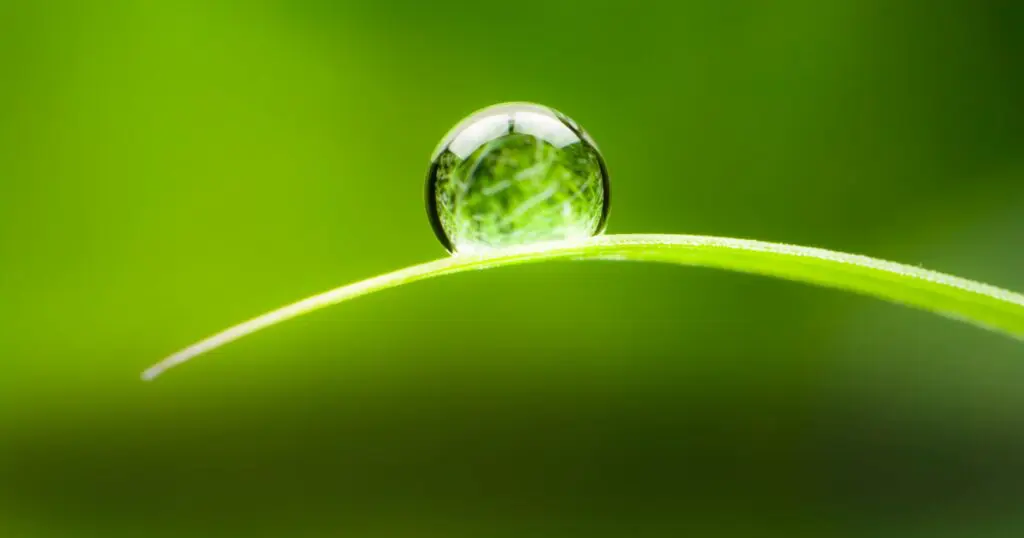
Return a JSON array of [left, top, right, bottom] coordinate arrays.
[[142, 234, 1024, 380]]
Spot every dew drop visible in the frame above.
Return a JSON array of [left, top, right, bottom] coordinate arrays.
[[426, 102, 610, 254]]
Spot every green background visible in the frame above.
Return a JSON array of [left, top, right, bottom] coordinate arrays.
[[2, 1, 1023, 536]]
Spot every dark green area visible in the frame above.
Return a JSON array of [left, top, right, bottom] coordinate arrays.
[[1, 0, 1022, 536]]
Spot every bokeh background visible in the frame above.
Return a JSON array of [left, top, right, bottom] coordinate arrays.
[[1, 1, 1023, 536]]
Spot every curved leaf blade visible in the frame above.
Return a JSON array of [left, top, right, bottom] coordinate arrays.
[[142, 234, 1024, 380]]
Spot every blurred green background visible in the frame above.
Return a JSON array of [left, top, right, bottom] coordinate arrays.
[[1, 1, 1023, 536]]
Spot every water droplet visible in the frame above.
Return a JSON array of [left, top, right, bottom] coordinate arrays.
[[426, 102, 610, 254]]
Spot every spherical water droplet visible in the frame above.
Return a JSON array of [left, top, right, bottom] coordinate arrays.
[[426, 102, 610, 254]]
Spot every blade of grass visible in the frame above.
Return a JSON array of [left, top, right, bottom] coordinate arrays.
[[142, 233, 1024, 380]]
